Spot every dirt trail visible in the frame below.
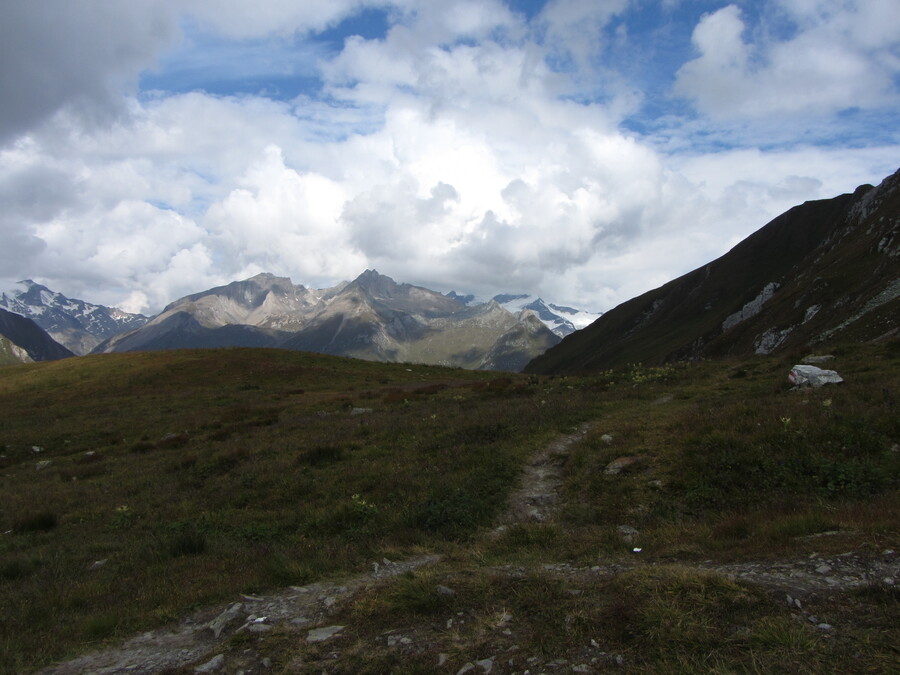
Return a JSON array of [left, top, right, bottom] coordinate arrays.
[[494, 421, 595, 530]]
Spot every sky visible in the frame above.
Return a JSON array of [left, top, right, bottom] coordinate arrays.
[[1, 0, 898, 315]]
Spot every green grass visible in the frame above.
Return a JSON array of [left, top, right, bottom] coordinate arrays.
[[0, 342, 898, 672], [0, 348, 598, 671]]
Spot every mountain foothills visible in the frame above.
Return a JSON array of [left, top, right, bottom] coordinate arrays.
[[527, 167, 900, 374]]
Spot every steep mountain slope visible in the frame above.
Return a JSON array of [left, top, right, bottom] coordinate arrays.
[[0, 307, 74, 363], [99, 271, 561, 370], [0, 280, 148, 355], [527, 168, 900, 374]]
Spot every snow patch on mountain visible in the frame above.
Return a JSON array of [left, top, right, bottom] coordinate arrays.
[[445, 291, 601, 337]]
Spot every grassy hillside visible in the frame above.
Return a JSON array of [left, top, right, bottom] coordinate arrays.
[[1, 344, 898, 672]]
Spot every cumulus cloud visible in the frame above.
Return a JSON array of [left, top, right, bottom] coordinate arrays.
[[675, 1, 900, 118], [0, 1, 897, 316]]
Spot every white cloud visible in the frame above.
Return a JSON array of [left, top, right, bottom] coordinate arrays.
[[205, 144, 365, 283], [0, 1, 897, 318], [675, 2, 900, 118]]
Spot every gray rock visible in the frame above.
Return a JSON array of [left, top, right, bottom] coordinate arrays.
[[350, 407, 373, 415], [600, 434, 614, 444], [205, 603, 243, 639], [35, 460, 51, 470], [788, 364, 843, 387], [617, 525, 639, 544], [475, 657, 494, 672], [456, 663, 475, 675], [194, 654, 225, 673], [307, 625, 345, 643], [437, 584, 456, 596]]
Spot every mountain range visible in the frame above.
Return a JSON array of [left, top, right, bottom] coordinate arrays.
[[0, 273, 600, 370], [94, 270, 566, 371], [527, 167, 900, 374]]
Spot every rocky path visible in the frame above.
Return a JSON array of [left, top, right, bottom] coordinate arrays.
[[38, 556, 440, 675]]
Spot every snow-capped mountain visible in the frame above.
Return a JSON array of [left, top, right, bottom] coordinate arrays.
[[0, 280, 149, 355], [450, 292, 601, 337]]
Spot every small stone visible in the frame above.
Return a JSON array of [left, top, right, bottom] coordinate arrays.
[[475, 657, 494, 673], [818, 623, 832, 630], [456, 663, 475, 675], [350, 407, 373, 415], [35, 460, 51, 470], [89, 559, 108, 570], [194, 654, 225, 673], [205, 603, 243, 639], [32, 446, 43, 453], [438, 653, 449, 667], [437, 584, 456, 596], [617, 525, 639, 544], [261, 657, 272, 668], [815, 564, 833, 574], [600, 434, 614, 444], [307, 625, 344, 643], [604, 456, 642, 475], [573, 666, 591, 673], [248, 623, 272, 633]]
